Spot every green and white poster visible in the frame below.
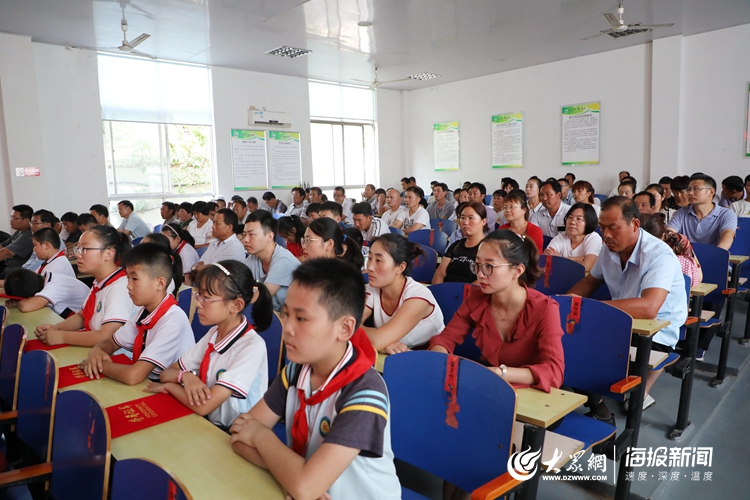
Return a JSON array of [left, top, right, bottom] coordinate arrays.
[[434, 121, 460, 171], [231, 129, 268, 191], [492, 113, 523, 168], [268, 131, 302, 189], [561, 102, 600, 166]]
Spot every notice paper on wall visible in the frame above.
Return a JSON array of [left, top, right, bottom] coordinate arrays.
[[231, 130, 268, 191], [268, 131, 302, 189], [492, 113, 523, 168], [434, 121, 460, 171], [561, 102, 600, 166]]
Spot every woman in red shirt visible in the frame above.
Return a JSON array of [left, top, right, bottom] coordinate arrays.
[[497, 191, 544, 253], [429, 229, 564, 392], [277, 215, 305, 259]]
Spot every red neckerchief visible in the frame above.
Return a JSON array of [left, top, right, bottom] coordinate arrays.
[[291, 328, 376, 456], [176, 240, 187, 254], [132, 295, 179, 361], [37, 251, 65, 275], [199, 319, 254, 383], [81, 268, 127, 330]]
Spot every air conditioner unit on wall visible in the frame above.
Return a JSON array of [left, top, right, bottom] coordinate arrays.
[[248, 106, 292, 128]]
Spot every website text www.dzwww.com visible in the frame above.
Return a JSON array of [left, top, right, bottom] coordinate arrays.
[[541, 475, 609, 481]]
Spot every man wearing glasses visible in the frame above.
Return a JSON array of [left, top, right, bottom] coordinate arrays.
[[0, 204, 34, 279], [668, 173, 737, 251]]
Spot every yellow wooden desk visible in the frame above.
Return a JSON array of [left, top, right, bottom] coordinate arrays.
[[631, 318, 670, 336], [629, 346, 668, 369], [512, 422, 583, 472], [729, 254, 749, 265], [515, 388, 587, 428], [690, 282, 718, 296]]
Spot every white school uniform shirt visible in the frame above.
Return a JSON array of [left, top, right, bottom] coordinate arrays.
[[381, 207, 406, 227], [112, 298, 195, 380], [176, 241, 200, 274], [188, 219, 215, 246], [38, 251, 76, 278], [365, 277, 444, 347], [79, 269, 135, 330], [35, 272, 90, 318], [547, 232, 603, 259], [199, 235, 246, 265], [402, 206, 431, 232], [178, 316, 268, 428], [22, 239, 67, 273]]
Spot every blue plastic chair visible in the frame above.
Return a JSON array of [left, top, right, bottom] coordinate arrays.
[[253, 311, 284, 383], [0, 305, 6, 330], [275, 234, 287, 248], [132, 237, 144, 246], [0, 324, 26, 411], [535, 255, 586, 295], [14, 351, 59, 464], [152, 224, 162, 234], [111, 458, 192, 500], [730, 217, 750, 283], [594, 194, 608, 204], [384, 351, 522, 499], [196, 246, 208, 258], [408, 229, 448, 256], [389, 226, 405, 236], [429, 219, 456, 237], [427, 282, 475, 323], [410, 245, 438, 283], [541, 235, 553, 251], [484, 194, 492, 206]]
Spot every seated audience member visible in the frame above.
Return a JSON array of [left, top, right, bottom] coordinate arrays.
[[3, 267, 89, 317], [30, 227, 75, 277], [318, 201, 345, 224], [729, 174, 750, 217], [429, 229, 565, 393], [229, 258, 400, 500], [433, 201, 487, 284], [467, 182, 499, 228], [427, 183, 455, 220], [332, 186, 354, 223], [195, 209, 245, 272], [188, 201, 215, 248], [565, 172, 576, 187], [559, 178, 574, 206], [161, 223, 200, 286], [342, 227, 365, 255], [568, 197, 687, 411], [148, 261, 272, 429], [277, 215, 305, 258], [262, 191, 288, 215], [362, 184, 379, 214], [453, 187, 470, 208], [544, 203, 602, 272], [617, 180, 636, 199], [363, 234, 444, 353], [374, 188, 388, 216], [34, 225, 135, 347], [402, 186, 431, 235], [76, 213, 98, 233], [530, 180, 571, 238], [381, 188, 406, 229], [60, 212, 82, 246], [207, 201, 220, 221], [309, 187, 324, 205], [89, 204, 110, 226], [243, 210, 300, 311], [215, 198, 227, 210], [640, 213, 702, 286], [246, 196, 259, 213], [0, 204, 34, 278], [525, 176, 544, 216], [116, 200, 151, 239], [302, 218, 364, 269], [161, 201, 179, 226], [140, 232, 183, 292], [671, 176, 691, 209], [572, 180, 601, 215], [719, 175, 746, 208], [285, 187, 310, 220], [659, 176, 676, 208], [668, 173, 737, 250], [305, 202, 321, 221], [491, 189, 506, 217], [633, 191, 656, 215], [177, 202, 194, 229], [502, 177, 519, 193], [232, 199, 251, 225], [22, 209, 61, 273], [645, 183, 675, 222], [498, 190, 544, 252], [352, 202, 390, 245], [82, 244, 193, 385], [608, 171, 631, 197]]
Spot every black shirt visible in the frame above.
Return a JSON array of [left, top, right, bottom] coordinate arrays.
[[444, 238, 479, 283]]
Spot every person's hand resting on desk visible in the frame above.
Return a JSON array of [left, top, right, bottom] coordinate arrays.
[[3, 299, 18, 309], [34, 324, 65, 346], [143, 369, 212, 407], [383, 341, 410, 355], [79, 345, 113, 379]]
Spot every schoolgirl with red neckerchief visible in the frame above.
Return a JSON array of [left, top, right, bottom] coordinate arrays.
[[35, 225, 135, 347], [161, 223, 200, 286], [146, 260, 273, 429]]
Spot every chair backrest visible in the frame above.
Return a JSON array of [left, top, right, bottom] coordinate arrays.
[[384, 351, 516, 493], [678, 274, 692, 342], [177, 288, 192, 318], [0, 324, 26, 411], [196, 246, 208, 258], [692, 243, 729, 304], [0, 305, 6, 330], [594, 194, 608, 203], [590, 281, 612, 301], [535, 255, 586, 295], [542, 235, 553, 251], [275, 234, 287, 248], [50, 390, 111, 500], [431, 219, 456, 237], [111, 458, 193, 500], [410, 245, 438, 283], [408, 229, 449, 256], [730, 218, 750, 281], [152, 224, 162, 234], [553, 296, 632, 400], [132, 237, 144, 246], [17, 350, 58, 463], [427, 283, 474, 323], [484, 194, 492, 206], [389, 226, 405, 236], [251, 308, 284, 383]]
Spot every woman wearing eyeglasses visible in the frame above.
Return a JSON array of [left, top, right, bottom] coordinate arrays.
[[432, 201, 487, 284], [161, 223, 200, 286], [301, 218, 364, 269], [34, 225, 135, 347], [497, 191, 544, 252], [543, 203, 602, 273], [429, 230, 565, 393]]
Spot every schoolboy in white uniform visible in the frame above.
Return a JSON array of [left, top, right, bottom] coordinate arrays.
[[2, 269, 89, 318]]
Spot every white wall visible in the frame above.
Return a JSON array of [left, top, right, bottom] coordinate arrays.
[[376, 89, 406, 189]]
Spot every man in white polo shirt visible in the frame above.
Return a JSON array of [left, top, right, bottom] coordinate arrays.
[[352, 202, 390, 246], [531, 180, 571, 238], [194, 209, 246, 275]]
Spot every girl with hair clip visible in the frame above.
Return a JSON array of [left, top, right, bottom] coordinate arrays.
[[161, 222, 200, 286], [429, 230, 565, 393], [363, 234, 445, 354], [146, 260, 274, 430], [277, 215, 305, 259], [301, 218, 364, 269], [34, 225, 135, 347]]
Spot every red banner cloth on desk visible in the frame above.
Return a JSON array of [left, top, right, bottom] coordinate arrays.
[[106, 393, 193, 439], [24, 339, 70, 352], [57, 354, 134, 389]]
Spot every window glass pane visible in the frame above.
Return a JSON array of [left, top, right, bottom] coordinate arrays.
[[343, 125, 364, 186], [309, 81, 373, 120], [103, 122, 115, 195], [110, 122, 163, 195], [332, 124, 345, 186], [167, 124, 213, 195], [311, 123, 335, 187], [341, 86, 373, 121], [363, 125, 376, 186], [309, 82, 343, 120]]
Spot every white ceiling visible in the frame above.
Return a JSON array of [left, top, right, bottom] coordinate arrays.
[[2, 0, 750, 90]]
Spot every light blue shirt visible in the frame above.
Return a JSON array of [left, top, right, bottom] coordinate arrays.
[[244, 244, 299, 311], [198, 236, 246, 265], [590, 229, 687, 347], [668, 204, 737, 247], [118, 213, 151, 239]]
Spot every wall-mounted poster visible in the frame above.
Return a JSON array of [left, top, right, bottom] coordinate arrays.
[[434, 121, 460, 171], [561, 102, 600, 165], [492, 113, 523, 168], [231, 130, 268, 190], [268, 131, 302, 189]]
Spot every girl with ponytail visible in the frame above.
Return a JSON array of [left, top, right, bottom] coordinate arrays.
[[302, 218, 364, 269], [162, 222, 200, 286]]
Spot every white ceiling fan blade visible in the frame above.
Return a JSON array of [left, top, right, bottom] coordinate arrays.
[[379, 77, 412, 84], [582, 31, 609, 40], [129, 49, 156, 59], [351, 78, 371, 83], [604, 13, 621, 27], [128, 33, 150, 48], [636, 23, 675, 29]]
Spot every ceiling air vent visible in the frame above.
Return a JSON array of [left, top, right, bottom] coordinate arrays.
[[606, 27, 652, 38], [408, 72, 441, 81], [266, 46, 312, 58]]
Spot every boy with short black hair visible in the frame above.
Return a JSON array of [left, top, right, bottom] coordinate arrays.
[[31, 228, 75, 277], [229, 258, 400, 500], [60, 212, 81, 245], [81, 243, 194, 385], [76, 213, 98, 232], [3, 268, 89, 318]]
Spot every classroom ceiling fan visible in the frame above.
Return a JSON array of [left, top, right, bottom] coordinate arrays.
[[583, 2, 674, 40], [352, 68, 411, 90], [94, 7, 156, 59]]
